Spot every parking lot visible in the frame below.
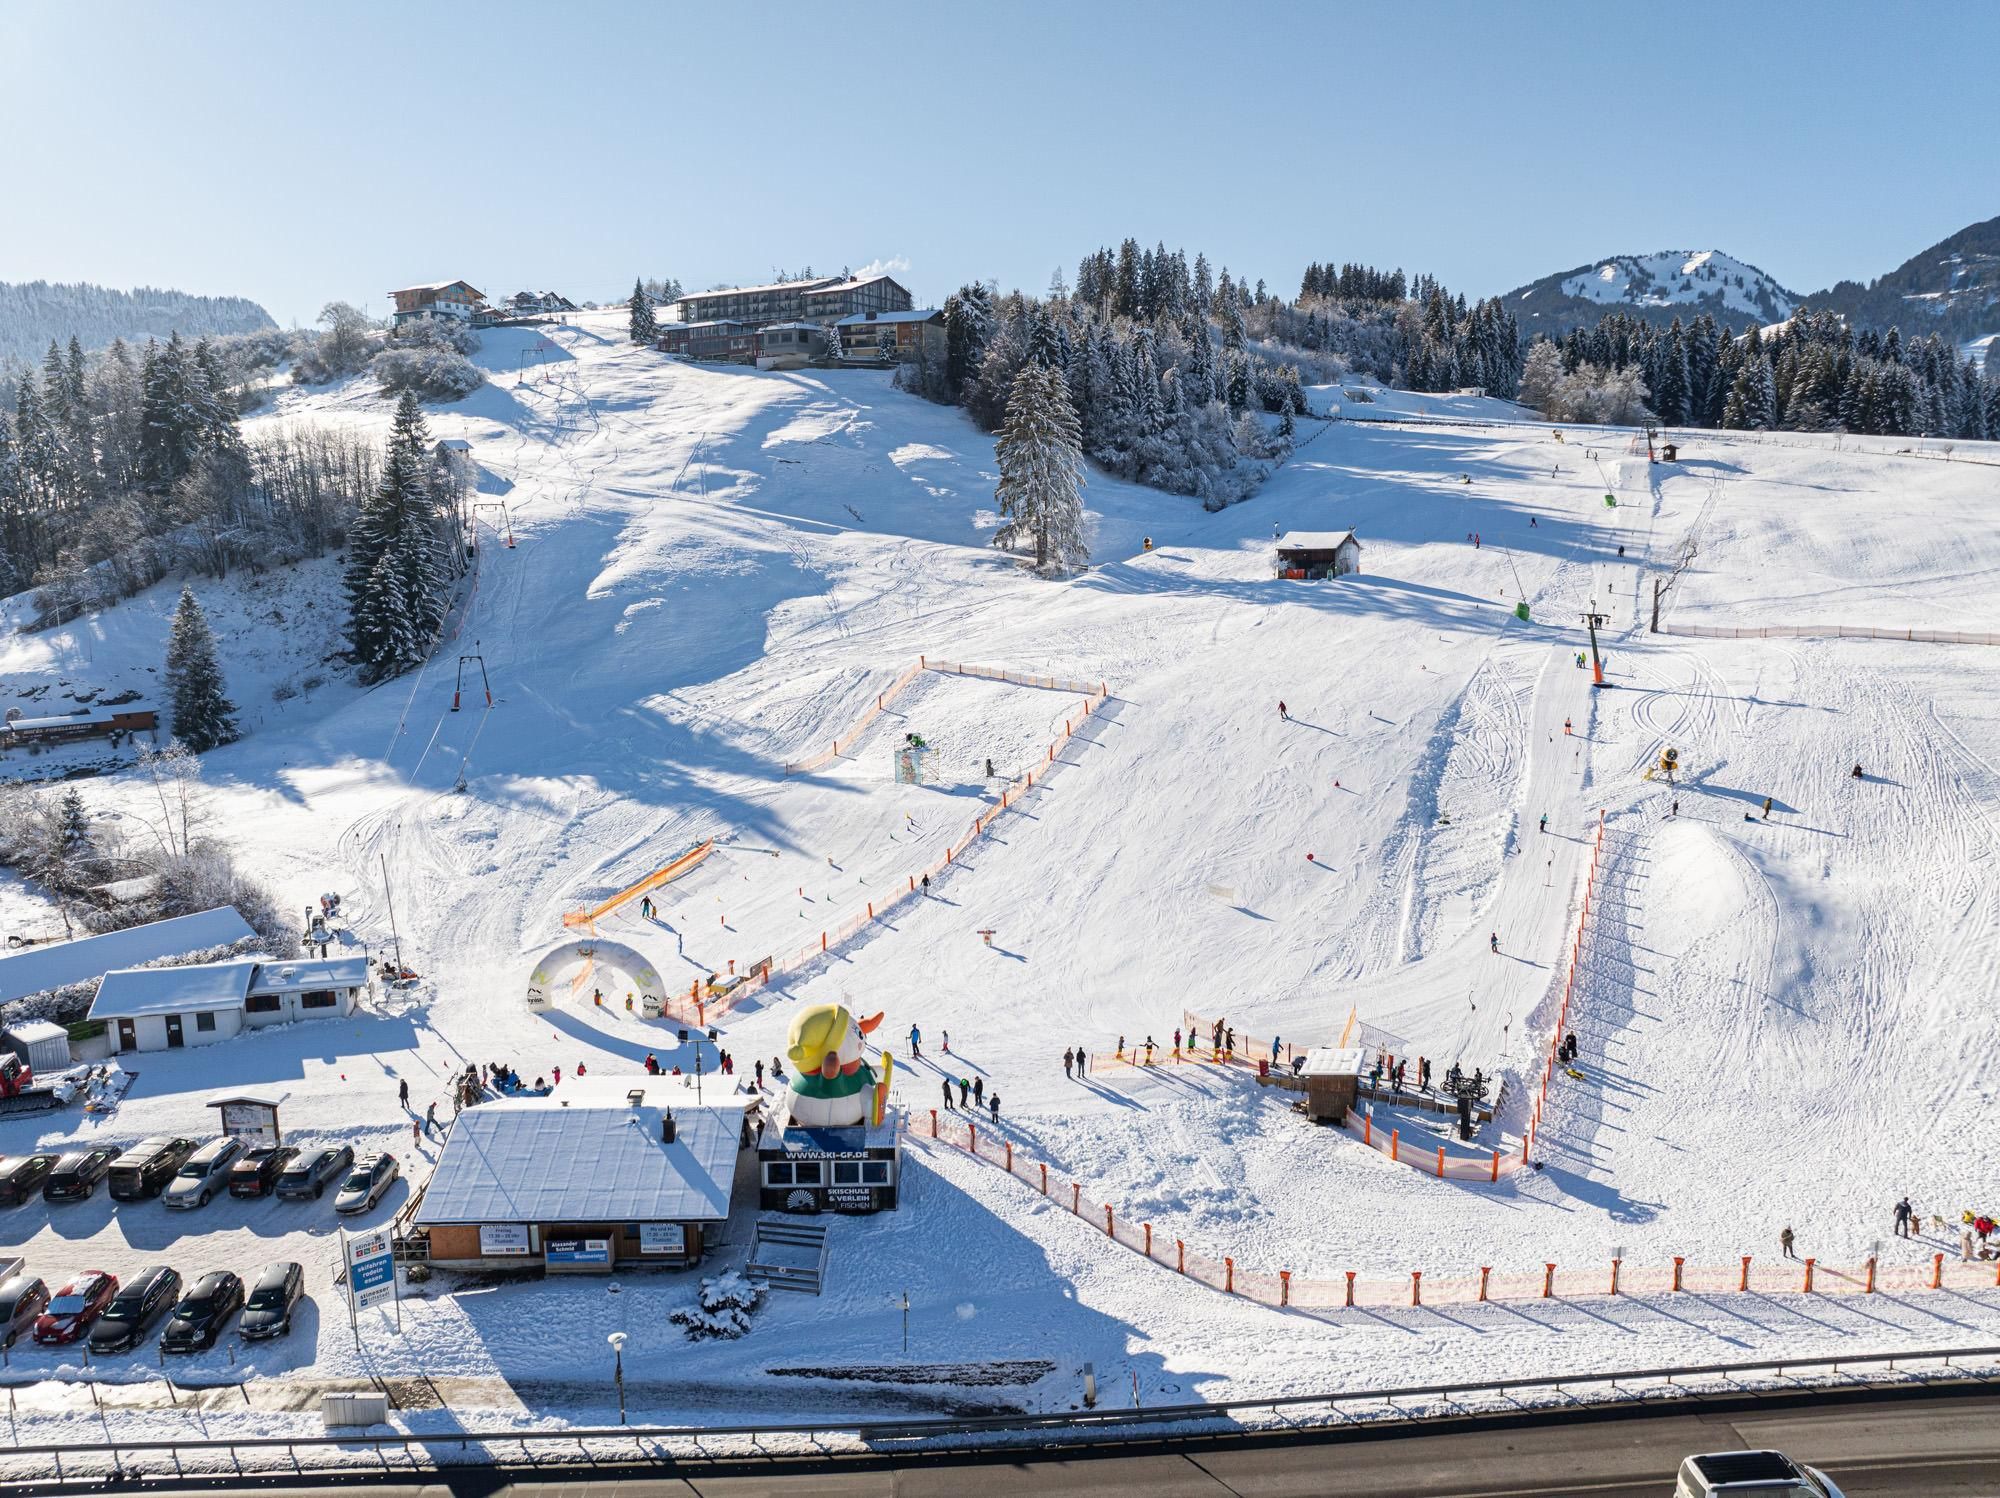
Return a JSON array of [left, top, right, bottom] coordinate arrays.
[[0, 1121, 412, 1379]]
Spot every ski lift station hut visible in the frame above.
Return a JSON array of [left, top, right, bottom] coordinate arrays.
[[1275, 529, 1362, 580]]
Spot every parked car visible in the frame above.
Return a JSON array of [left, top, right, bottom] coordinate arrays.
[[42, 1147, 118, 1202], [275, 1144, 353, 1202], [33, 1271, 118, 1344], [334, 1153, 400, 1215], [160, 1270, 244, 1354], [163, 1138, 246, 1211], [108, 1136, 199, 1202], [0, 1154, 58, 1206], [227, 1144, 297, 1199], [1676, 1451, 1846, 1497], [0, 1274, 50, 1349], [238, 1261, 304, 1341], [86, 1266, 181, 1354]]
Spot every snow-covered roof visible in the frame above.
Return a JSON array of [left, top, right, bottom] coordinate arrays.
[[1301, 1046, 1369, 1078], [415, 1099, 745, 1226], [436, 438, 472, 453], [3, 1020, 69, 1046], [1275, 530, 1359, 552], [757, 322, 825, 334], [802, 275, 908, 297], [3, 708, 150, 732], [249, 955, 370, 992], [88, 959, 259, 1020], [834, 309, 942, 327], [392, 280, 484, 297], [682, 277, 840, 300], [0, 907, 256, 1003]]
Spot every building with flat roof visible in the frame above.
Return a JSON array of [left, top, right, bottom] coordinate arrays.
[[88, 954, 370, 1055], [674, 273, 913, 330], [834, 308, 944, 362], [413, 1091, 756, 1271]]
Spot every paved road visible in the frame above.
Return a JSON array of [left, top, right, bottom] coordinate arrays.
[[85, 1392, 2000, 1497]]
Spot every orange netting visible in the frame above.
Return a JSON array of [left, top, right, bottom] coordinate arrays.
[[908, 1108, 1999, 1309]]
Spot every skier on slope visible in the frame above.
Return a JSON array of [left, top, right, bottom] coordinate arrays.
[[1279, 700, 1289, 722], [1490, 931, 1499, 953], [1539, 812, 1548, 833]]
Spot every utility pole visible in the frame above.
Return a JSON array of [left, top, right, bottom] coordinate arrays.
[[1651, 577, 1663, 634], [1580, 607, 1609, 687], [380, 853, 404, 980]]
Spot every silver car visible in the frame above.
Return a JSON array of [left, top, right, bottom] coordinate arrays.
[[333, 1152, 399, 1215], [162, 1137, 246, 1211], [1676, 1451, 1845, 1498]]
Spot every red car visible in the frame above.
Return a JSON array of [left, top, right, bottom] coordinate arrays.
[[34, 1271, 118, 1345]]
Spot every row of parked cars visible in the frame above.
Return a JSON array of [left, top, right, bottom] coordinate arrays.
[[0, 1260, 306, 1354], [0, 1137, 400, 1213]]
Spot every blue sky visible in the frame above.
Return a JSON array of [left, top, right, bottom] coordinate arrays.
[[2, 0, 1993, 328]]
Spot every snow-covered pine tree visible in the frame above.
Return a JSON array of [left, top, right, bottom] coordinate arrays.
[[345, 391, 449, 680], [628, 278, 658, 344], [992, 362, 1087, 575], [164, 584, 239, 752], [1654, 322, 1690, 425], [39, 786, 100, 894]]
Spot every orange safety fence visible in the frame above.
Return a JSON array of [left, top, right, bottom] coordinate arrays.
[[679, 672, 1112, 1025], [562, 840, 715, 930], [782, 662, 925, 775], [782, 657, 1112, 776], [908, 1109, 2000, 1309], [1526, 809, 1606, 1161]]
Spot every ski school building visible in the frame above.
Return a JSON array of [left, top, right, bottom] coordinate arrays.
[[410, 1084, 758, 1272], [86, 954, 371, 1054]]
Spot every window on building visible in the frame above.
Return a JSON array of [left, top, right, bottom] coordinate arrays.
[[764, 1162, 794, 1186], [833, 1161, 861, 1185], [195, 1011, 217, 1033], [246, 992, 281, 1014], [861, 1161, 891, 1186], [793, 1161, 823, 1185], [301, 990, 338, 1009]]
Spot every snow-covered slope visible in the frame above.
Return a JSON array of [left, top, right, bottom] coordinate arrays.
[[2, 311, 1998, 1436], [1509, 249, 1799, 333]]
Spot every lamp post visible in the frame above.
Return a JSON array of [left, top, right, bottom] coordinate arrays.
[[607, 1331, 628, 1425]]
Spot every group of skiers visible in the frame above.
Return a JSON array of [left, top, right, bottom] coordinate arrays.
[[940, 1070, 1001, 1124]]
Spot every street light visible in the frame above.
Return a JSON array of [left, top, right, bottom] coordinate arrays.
[[607, 1331, 628, 1424]]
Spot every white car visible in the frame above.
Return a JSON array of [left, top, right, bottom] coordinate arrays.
[[1676, 1450, 1846, 1498], [161, 1137, 247, 1211]]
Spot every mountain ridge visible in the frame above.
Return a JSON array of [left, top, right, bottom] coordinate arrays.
[[0, 279, 276, 367]]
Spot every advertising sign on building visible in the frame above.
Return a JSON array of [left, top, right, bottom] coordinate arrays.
[[344, 1229, 399, 1320], [478, 1224, 531, 1257], [639, 1223, 686, 1256], [544, 1237, 612, 1268]]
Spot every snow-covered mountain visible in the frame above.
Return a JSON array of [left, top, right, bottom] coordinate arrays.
[[0, 279, 275, 366], [1505, 249, 1800, 333]]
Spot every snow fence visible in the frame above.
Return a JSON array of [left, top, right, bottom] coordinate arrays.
[[674, 661, 1111, 1025], [910, 1107, 2000, 1311]]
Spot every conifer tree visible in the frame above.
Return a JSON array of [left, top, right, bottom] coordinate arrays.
[[164, 584, 239, 752], [346, 391, 448, 680], [628, 277, 658, 344], [39, 786, 100, 894], [993, 363, 1087, 575]]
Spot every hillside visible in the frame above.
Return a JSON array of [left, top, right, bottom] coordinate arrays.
[[1505, 249, 1799, 334], [0, 311, 1996, 1435], [0, 278, 275, 366], [1805, 212, 2000, 352]]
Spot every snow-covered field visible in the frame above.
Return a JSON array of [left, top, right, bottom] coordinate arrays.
[[1, 309, 1996, 1444]]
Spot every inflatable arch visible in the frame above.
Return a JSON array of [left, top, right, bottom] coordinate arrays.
[[525, 938, 667, 1018]]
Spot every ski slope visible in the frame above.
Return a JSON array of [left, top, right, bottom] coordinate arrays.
[[1, 309, 1997, 1433]]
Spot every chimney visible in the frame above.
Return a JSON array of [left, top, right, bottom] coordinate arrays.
[[661, 1110, 677, 1145]]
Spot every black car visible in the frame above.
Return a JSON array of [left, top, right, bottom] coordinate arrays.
[[227, 1145, 297, 1199], [0, 1154, 58, 1206], [86, 1265, 181, 1354], [0, 1274, 49, 1350], [43, 1147, 118, 1202], [107, 1136, 198, 1202], [159, 1271, 244, 1354], [275, 1144, 353, 1202], [238, 1261, 304, 1341]]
